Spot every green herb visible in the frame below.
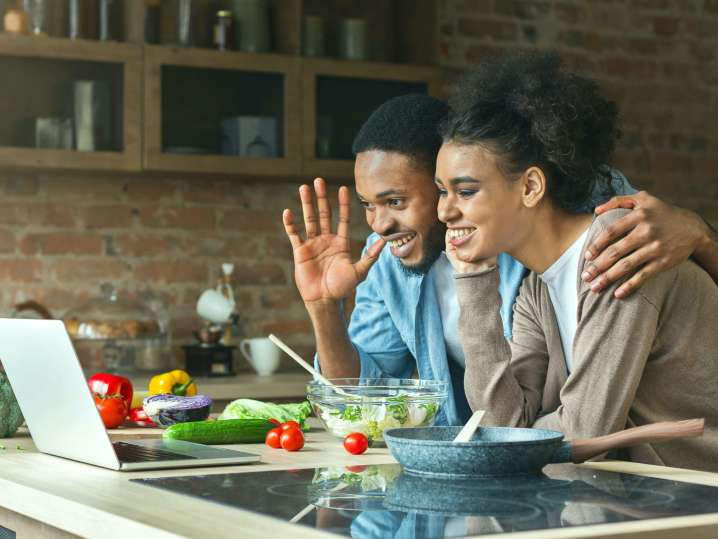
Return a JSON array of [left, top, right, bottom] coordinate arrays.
[[386, 395, 409, 424], [0, 444, 5, 450], [341, 405, 362, 421], [366, 420, 381, 441], [419, 402, 439, 422], [15, 445, 23, 451]]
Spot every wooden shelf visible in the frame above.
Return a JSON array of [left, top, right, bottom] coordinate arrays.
[[0, 34, 142, 172], [143, 45, 302, 176]]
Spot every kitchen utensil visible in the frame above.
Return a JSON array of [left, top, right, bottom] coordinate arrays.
[[63, 283, 167, 373], [307, 377, 447, 443], [267, 333, 344, 390], [338, 18, 367, 61], [384, 418, 704, 478], [73, 80, 111, 151], [453, 409, 485, 443], [177, 0, 192, 46], [240, 337, 281, 376], [231, 0, 270, 53], [196, 289, 234, 325], [302, 15, 324, 57]]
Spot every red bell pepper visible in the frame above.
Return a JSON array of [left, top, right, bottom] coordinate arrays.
[[88, 373, 133, 412]]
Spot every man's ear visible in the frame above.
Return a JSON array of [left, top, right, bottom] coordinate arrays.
[[521, 166, 547, 208]]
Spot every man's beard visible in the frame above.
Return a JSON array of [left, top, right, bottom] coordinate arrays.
[[398, 222, 446, 276]]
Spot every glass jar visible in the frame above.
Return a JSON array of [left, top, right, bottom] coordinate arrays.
[[64, 284, 169, 374], [214, 10, 232, 51]]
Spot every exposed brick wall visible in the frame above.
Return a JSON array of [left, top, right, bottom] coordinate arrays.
[[0, 173, 367, 372], [438, 0, 718, 227]]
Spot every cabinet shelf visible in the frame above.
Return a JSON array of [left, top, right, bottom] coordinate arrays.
[[0, 34, 141, 172]]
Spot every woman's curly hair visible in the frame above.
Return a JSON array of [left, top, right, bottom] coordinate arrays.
[[441, 51, 620, 213]]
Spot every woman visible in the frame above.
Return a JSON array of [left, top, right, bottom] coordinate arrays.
[[435, 51, 718, 471]]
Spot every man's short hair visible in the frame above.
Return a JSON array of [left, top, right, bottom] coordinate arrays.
[[352, 94, 448, 174]]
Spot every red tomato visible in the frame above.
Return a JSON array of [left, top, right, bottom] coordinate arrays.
[[268, 418, 281, 426], [265, 427, 283, 449], [345, 465, 367, 473], [94, 394, 128, 429], [343, 432, 369, 455], [280, 427, 305, 451], [280, 420, 302, 431]]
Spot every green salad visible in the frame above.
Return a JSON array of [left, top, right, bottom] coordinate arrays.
[[315, 394, 440, 442]]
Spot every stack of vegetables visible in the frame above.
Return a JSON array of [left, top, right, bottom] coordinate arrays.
[[163, 398, 312, 445], [86, 367, 313, 449]]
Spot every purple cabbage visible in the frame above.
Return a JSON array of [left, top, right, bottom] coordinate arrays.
[[143, 394, 213, 427]]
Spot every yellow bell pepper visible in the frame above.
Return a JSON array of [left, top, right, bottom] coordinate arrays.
[[148, 370, 197, 397]]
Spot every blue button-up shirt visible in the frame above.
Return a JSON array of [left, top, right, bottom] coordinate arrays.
[[317, 170, 635, 427]]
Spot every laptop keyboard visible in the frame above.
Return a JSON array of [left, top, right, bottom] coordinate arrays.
[[113, 441, 198, 463]]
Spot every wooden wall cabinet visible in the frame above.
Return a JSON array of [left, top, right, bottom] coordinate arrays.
[[301, 58, 442, 179], [0, 35, 141, 172], [143, 45, 302, 176]]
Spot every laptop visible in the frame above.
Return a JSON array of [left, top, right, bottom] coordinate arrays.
[[0, 319, 260, 471]]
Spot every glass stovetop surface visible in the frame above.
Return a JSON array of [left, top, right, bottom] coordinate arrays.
[[132, 463, 718, 538]]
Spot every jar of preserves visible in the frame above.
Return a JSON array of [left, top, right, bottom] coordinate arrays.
[[213, 10, 232, 51]]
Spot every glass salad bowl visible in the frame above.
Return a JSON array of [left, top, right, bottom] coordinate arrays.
[[307, 378, 448, 444]]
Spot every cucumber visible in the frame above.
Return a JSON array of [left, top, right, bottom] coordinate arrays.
[[163, 418, 275, 444]]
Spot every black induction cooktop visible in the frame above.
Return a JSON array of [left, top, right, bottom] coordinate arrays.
[[132, 463, 718, 538]]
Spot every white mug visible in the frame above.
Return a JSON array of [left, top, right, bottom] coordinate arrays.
[[240, 337, 281, 376], [196, 289, 234, 324]]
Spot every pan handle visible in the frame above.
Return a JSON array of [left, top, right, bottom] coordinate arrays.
[[569, 418, 705, 464]]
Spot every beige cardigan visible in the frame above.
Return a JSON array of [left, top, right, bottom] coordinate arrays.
[[457, 209, 718, 471]]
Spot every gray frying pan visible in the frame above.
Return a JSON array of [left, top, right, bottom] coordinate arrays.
[[384, 418, 704, 477]]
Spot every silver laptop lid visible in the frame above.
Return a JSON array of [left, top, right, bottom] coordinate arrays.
[[0, 319, 120, 470]]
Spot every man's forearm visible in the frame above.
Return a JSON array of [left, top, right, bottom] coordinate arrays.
[[306, 299, 360, 379], [694, 221, 718, 285]]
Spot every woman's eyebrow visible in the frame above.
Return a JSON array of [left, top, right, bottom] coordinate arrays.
[[450, 176, 481, 186]]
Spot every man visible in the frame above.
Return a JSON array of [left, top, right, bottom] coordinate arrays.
[[282, 94, 718, 426]]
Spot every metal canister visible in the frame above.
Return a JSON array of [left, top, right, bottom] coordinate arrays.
[[214, 10, 233, 51]]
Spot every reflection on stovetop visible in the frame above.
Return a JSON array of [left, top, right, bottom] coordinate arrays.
[[132, 463, 718, 538]]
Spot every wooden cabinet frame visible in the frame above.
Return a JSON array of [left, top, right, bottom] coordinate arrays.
[[0, 35, 142, 172], [301, 57, 442, 180], [143, 46, 302, 176]]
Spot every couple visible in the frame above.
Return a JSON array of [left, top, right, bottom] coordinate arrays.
[[284, 51, 718, 471]]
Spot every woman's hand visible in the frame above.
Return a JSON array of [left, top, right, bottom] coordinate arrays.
[[445, 230, 497, 274]]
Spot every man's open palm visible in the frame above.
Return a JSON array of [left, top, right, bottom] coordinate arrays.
[[283, 178, 384, 303]]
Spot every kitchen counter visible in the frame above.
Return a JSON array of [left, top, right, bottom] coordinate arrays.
[[1, 424, 718, 539]]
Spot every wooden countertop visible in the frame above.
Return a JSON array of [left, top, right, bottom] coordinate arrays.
[[1, 424, 718, 539]]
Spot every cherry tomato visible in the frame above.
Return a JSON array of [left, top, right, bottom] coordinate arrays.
[[343, 432, 369, 455], [265, 427, 282, 449], [280, 420, 302, 431], [94, 394, 128, 429], [268, 418, 281, 426], [280, 427, 305, 451]]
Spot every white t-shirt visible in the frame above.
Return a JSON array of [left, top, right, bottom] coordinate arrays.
[[430, 253, 466, 368], [539, 229, 590, 372]]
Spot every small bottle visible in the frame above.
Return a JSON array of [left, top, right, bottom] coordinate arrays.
[[213, 10, 232, 51], [68, 0, 81, 39]]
